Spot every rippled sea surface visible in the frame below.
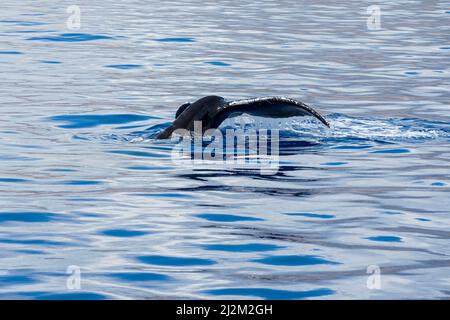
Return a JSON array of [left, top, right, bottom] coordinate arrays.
[[1, 1, 450, 299]]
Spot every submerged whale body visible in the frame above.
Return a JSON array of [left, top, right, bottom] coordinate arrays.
[[156, 96, 330, 139]]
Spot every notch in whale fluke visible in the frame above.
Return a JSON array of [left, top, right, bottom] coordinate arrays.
[[156, 96, 330, 139]]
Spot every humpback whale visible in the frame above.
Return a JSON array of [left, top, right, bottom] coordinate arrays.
[[156, 96, 330, 139]]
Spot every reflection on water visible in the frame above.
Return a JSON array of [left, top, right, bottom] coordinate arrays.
[[1, 0, 450, 299]]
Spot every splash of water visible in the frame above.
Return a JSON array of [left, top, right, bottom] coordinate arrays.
[[219, 114, 450, 142]]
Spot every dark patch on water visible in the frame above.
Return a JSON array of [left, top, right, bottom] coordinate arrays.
[[39, 60, 61, 64], [63, 180, 103, 185], [0, 275, 36, 287], [50, 114, 153, 128], [382, 211, 403, 215], [108, 272, 170, 282], [105, 64, 142, 69], [286, 213, 335, 219], [431, 182, 446, 187], [15, 249, 46, 255], [366, 236, 402, 243], [203, 287, 334, 300], [155, 37, 195, 42], [28, 33, 114, 42], [322, 162, 347, 166], [202, 243, 283, 252], [0, 178, 29, 183], [370, 148, 410, 154], [100, 229, 149, 237], [0, 212, 59, 223], [137, 255, 216, 266], [196, 213, 264, 222], [35, 292, 108, 300], [0, 239, 65, 246], [205, 61, 231, 67], [0, 51, 23, 55], [253, 255, 338, 266]]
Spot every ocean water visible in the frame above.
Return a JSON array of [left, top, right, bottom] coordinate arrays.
[[1, 1, 450, 299]]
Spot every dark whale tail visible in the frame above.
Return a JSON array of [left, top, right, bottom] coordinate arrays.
[[210, 97, 329, 129], [156, 96, 329, 139]]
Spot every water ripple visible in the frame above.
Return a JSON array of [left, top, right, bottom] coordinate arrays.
[[253, 255, 339, 266], [137, 255, 216, 267], [27, 33, 114, 42], [2, 1, 450, 300], [0, 212, 60, 223], [50, 114, 154, 129], [203, 288, 335, 300]]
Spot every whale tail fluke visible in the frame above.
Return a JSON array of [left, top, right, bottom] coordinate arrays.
[[211, 97, 330, 128], [156, 96, 329, 139]]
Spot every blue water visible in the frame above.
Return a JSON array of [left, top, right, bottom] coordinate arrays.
[[1, 1, 450, 300], [28, 33, 114, 42]]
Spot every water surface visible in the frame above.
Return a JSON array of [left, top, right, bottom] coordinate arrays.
[[1, 1, 449, 299]]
